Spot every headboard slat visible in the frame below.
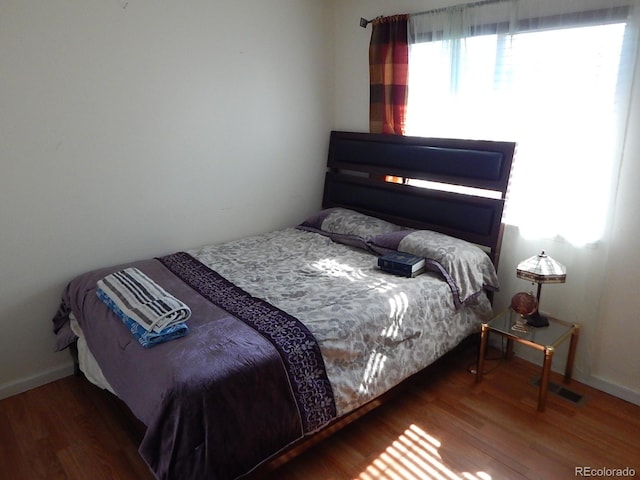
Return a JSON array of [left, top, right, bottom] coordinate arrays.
[[327, 131, 514, 192]]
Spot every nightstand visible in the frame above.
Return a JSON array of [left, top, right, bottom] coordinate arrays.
[[476, 308, 580, 412]]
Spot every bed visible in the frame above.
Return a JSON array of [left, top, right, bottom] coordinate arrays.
[[52, 131, 515, 480]]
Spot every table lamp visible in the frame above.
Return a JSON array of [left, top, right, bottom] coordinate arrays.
[[516, 251, 566, 327]]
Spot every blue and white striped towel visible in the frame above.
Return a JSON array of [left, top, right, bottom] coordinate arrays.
[[96, 288, 189, 348], [96, 267, 191, 333]]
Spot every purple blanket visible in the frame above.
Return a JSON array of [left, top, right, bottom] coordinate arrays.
[[53, 253, 336, 480]]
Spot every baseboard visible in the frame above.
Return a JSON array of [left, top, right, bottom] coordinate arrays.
[[585, 375, 640, 407], [0, 363, 75, 401]]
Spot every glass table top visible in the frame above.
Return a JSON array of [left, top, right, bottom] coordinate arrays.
[[486, 308, 576, 349]]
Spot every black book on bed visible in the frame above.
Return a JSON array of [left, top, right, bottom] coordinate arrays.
[[378, 252, 426, 278]]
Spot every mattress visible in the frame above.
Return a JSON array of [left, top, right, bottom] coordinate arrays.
[[55, 225, 494, 479], [72, 227, 491, 410]]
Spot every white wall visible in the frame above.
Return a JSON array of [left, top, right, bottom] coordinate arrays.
[[333, 0, 640, 404], [593, 53, 640, 400], [0, 0, 334, 398]]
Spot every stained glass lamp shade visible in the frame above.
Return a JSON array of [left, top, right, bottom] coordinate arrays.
[[516, 251, 567, 327]]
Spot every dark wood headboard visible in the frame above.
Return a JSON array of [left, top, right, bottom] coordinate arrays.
[[322, 131, 515, 268]]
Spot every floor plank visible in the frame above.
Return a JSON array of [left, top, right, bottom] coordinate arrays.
[[1, 342, 638, 480]]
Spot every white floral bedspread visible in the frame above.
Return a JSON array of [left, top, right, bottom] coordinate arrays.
[[189, 227, 492, 416]]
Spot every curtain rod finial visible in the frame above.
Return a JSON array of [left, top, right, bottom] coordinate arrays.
[[360, 17, 369, 28]]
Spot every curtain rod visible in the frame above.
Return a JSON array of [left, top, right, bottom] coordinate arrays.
[[359, 0, 508, 27]]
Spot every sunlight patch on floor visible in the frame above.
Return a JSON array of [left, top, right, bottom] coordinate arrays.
[[356, 424, 491, 480]]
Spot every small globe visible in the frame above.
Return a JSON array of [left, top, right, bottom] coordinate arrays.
[[510, 292, 538, 316]]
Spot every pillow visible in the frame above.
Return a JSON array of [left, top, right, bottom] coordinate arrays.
[[297, 208, 403, 250], [369, 229, 500, 307]]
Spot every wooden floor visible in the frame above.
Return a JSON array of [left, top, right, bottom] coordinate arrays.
[[1, 342, 639, 480]]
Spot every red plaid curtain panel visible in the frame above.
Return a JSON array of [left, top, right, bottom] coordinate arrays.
[[369, 15, 409, 135]]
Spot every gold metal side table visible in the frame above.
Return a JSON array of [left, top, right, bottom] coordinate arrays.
[[476, 308, 580, 412]]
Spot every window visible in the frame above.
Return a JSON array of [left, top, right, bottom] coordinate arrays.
[[405, 3, 636, 245]]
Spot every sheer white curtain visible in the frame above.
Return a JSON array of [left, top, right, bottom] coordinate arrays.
[[406, 0, 639, 245]]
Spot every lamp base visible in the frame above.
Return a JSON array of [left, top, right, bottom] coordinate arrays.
[[525, 310, 549, 328]]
